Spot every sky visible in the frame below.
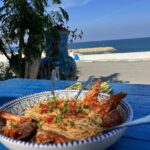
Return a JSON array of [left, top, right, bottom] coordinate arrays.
[[0, 0, 150, 42], [60, 0, 150, 42]]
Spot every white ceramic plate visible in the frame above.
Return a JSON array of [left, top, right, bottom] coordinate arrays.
[[0, 90, 133, 150]]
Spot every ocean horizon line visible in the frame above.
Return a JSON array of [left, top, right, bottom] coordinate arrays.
[[69, 36, 150, 45], [69, 36, 150, 53]]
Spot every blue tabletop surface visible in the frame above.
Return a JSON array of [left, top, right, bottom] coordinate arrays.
[[0, 78, 150, 150]]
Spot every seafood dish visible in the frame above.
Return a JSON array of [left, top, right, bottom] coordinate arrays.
[[0, 79, 127, 144]]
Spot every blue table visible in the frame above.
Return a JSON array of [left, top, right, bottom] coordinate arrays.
[[0, 78, 150, 150]]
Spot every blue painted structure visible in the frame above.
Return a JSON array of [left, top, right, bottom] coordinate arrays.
[[74, 53, 79, 61], [40, 31, 77, 80], [0, 78, 150, 150]]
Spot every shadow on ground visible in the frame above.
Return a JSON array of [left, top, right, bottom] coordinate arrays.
[[99, 73, 129, 83]]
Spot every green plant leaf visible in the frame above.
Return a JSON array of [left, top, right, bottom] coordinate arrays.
[[52, 0, 61, 4], [59, 7, 69, 22]]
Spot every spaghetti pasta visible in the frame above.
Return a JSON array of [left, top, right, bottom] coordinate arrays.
[[24, 98, 103, 141]]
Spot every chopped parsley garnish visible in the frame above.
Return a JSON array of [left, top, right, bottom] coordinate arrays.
[[36, 123, 41, 129], [54, 114, 63, 123], [49, 106, 53, 112], [10, 123, 18, 128], [83, 104, 90, 109], [62, 101, 71, 114], [76, 106, 82, 113]]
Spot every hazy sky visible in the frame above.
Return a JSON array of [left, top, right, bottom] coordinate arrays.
[[0, 0, 150, 42], [61, 0, 150, 42]]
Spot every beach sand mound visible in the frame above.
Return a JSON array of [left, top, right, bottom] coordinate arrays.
[[69, 47, 116, 54]]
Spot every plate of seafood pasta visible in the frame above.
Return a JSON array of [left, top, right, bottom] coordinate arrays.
[[0, 80, 133, 150]]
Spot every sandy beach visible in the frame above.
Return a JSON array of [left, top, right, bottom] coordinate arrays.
[[76, 61, 150, 84], [69, 47, 116, 53]]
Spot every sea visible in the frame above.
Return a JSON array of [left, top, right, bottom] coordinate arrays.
[[8, 37, 150, 54], [68, 37, 150, 54]]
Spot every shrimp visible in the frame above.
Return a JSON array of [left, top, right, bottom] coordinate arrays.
[[0, 110, 36, 140], [84, 79, 101, 106], [95, 92, 127, 117], [35, 129, 71, 144], [97, 92, 127, 127], [83, 80, 127, 128]]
